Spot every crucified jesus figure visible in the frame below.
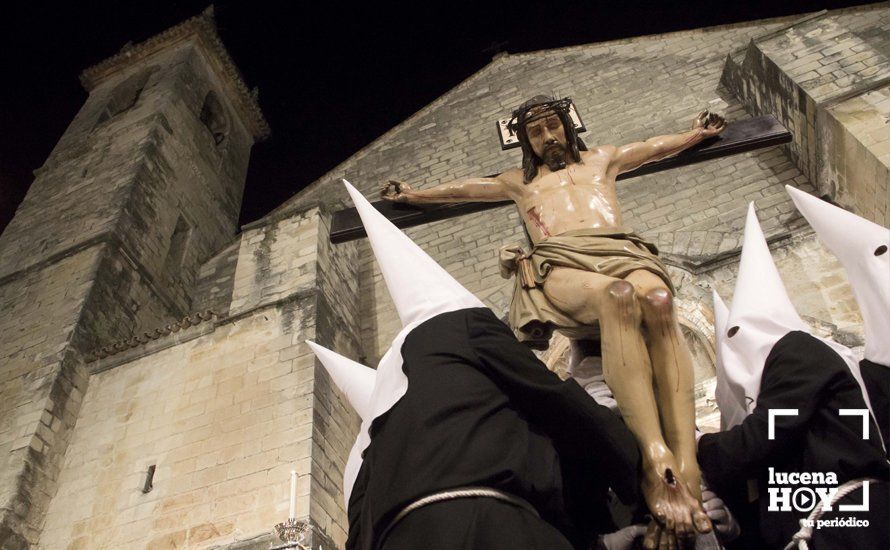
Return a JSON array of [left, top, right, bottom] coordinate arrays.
[[382, 96, 725, 543]]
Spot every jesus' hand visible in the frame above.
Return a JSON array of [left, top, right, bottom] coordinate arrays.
[[692, 110, 726, 138], [381, 180, 413, 202]]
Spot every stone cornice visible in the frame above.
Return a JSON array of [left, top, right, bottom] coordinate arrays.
[[79, 6, 269, 141], [87, 309, 218, 363]]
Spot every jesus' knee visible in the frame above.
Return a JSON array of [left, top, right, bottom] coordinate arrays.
[[640, 287, 676, 331], [602, 280, 642, 326]]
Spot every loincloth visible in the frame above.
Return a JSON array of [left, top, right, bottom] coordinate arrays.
[[498, 228, 675, 349]]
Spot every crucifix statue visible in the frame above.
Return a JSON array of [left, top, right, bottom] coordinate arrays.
[[380, 96, 726, 540]]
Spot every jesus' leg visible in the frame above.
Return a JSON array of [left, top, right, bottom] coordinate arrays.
[[624, 270, 704, 506], [542, 267, 706, 537]]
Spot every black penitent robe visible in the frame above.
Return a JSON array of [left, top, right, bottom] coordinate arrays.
[[346, 308, 640, 550], [698, 331, 889, 549], [859, 359, 889, 456]]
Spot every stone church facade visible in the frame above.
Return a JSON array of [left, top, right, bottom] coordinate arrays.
[[0, 4, 887, 549]]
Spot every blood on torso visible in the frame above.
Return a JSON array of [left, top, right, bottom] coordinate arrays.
[[514, 150, 623, 245]]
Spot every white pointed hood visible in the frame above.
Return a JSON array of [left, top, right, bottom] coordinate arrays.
[[786, 185, 890, 367], [344, 180, 485, 327], [719, 204, 884, 451], [306, 341, 376, 421], [339, 180, 486, 507], [720, 203, 810, 416], [712, 290, 748, 431]]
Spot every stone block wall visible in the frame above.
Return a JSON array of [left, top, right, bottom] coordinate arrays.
[[230, 208, 325, 316], [705, 231, 864, 345], [38, 207, 360, 549], [229, 206, 362, 544], [0, 248, 96, 548], [822, 85, 890, 225], [0, 238, 175, 547], [192, 240, 241, 317], [39, 302, 315, 549], [722, 5, 890, 224]]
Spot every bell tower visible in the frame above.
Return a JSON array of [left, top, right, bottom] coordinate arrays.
[[0, 8, 267, 546]]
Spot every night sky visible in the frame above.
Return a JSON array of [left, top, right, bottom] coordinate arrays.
[[0, 1, 871, 234]]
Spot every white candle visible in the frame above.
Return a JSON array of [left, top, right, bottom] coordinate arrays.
[[289, 470, 297, 519]]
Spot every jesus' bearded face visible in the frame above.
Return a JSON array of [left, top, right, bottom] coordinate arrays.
[[524, 111, 568, 171]]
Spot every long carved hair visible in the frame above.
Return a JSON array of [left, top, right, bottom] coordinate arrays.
[[511, 96, 587, 183]]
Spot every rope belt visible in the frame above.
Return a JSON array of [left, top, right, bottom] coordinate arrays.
[[783, 477, 878, 550], [377, 486, 540, 549]]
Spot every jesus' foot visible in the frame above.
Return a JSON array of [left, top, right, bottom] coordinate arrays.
[[642, 464, 712, 544], [677, 455, 703, 501]]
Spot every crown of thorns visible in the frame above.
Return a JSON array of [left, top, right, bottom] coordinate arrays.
[[508, 98, 573, 133]]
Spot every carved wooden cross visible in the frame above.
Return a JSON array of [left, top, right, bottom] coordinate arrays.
[[330, 115, 790, 243]]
